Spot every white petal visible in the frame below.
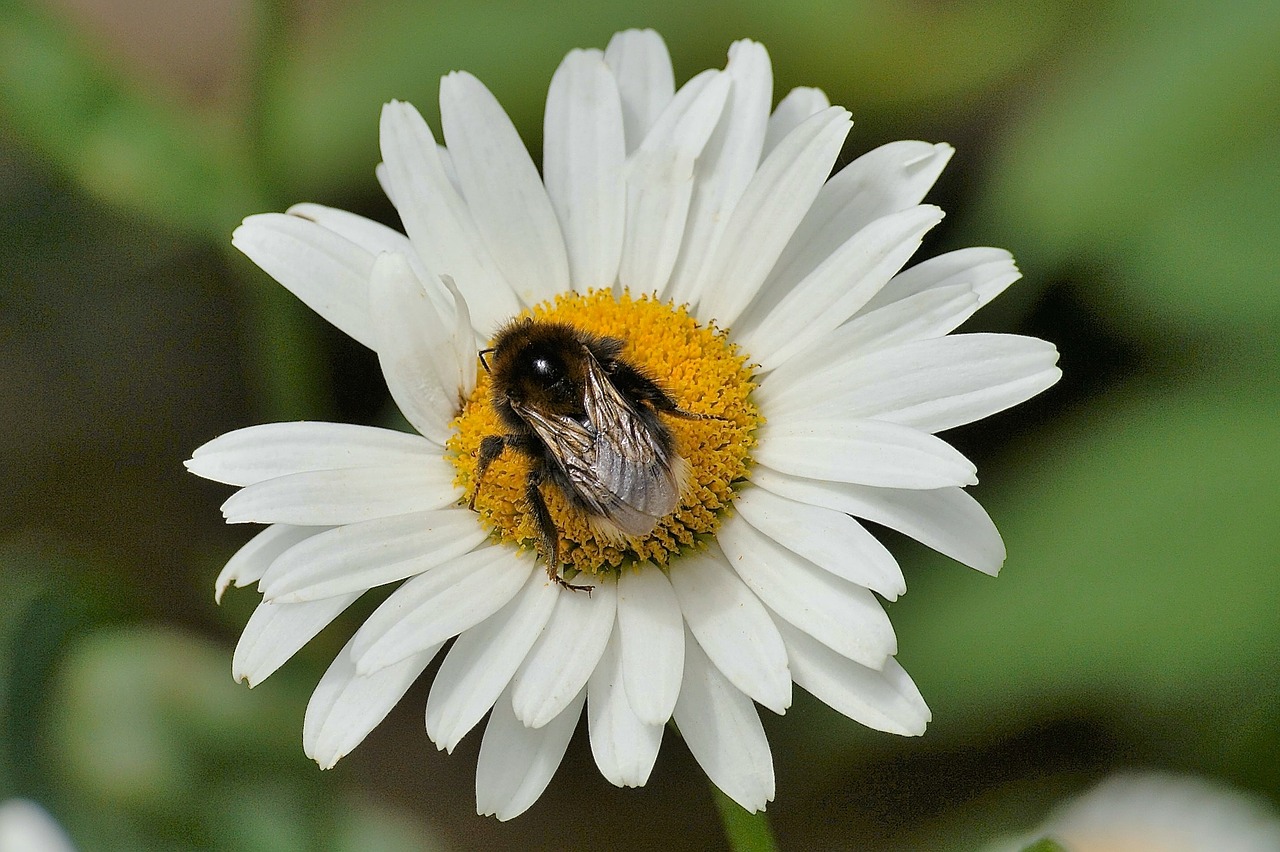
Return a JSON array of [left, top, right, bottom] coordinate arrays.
[[717, 516, 896, 669], [673, 629, 774, 813], [437, 144, 462, 192], [615, 565, 684, 725], [232, 592, 360, 687], [375, 161, 397, 206], [617, 69, 731, 295], [369, 252, 467, 445], [840, 284, 983, 349], [751, 467, 1005, 575], [544, 49, 626, 291], [283, 202, 456, 321], [664, 39, 772, 307], [862, 246, 1021, 316], [587, 627, 663, 787], [259, 508, 489, 603], [187, 422, 435, 487], [436, 273, 479, 401], [604, 28, 674, 153], [765, 334, 1062, 434], [219, 463, 459, 526], [734, 485, 905, 599], [695, 107, 854, 327], [775, 619, 930, 736], [284, 202, 408, 256], [737, 205, 945, 371], [351, 545, 533, 674], [763, 86, 830, 158], [425, 569, 559, 752], [379, 146, 463, 201], [765, 140, 954, 297], [378, 100, 519, 335], [0, 800, 76, 852], [232, 213, 377, 349], [757, 284, 979, 387], [303, 637, 440, 769], [511, 574, 616, 728], [628, 67, 732, 182], [754, 418, 978, 489], [214, 523, 322, 603], [439, 280, 480, 402], [441, 71, 570, 305], [476, 683, 584, 821], [667, 548, 791, 714], [859, 334, 1061, 433]]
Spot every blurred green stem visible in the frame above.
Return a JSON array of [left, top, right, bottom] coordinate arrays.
[[712, 787, 778, 852], [231, 0, 330, 421], [233, 256, 331, 422], [248, 0, 288, 199]]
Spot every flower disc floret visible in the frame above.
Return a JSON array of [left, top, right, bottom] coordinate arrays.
[[448, 289, 758, 574]]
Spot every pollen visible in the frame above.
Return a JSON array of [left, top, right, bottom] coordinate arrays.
[[447, 289, 760, 576]]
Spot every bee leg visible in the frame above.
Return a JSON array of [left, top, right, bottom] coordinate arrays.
[[650, 395, 728, 422], [524, 467, 593, 595], [646, 387, 729, 422], [468, 435, 509, 510], [470, 433, 544, 509], [666, 404, 724, 421], [608, 362, 726, 421], [658, 395, 732, 423]]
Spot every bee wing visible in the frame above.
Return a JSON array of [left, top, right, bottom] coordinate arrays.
[[511, 404, 597, 480], [512, 352, 685, 538], [578, 352, 684, 536]]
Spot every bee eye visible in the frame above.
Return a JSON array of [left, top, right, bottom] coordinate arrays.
[[529, 355, 564, 384]]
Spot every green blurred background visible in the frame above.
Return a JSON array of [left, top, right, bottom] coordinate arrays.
[[2, 0, 1277, 849]]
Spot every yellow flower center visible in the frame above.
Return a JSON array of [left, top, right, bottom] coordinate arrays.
[[447, 289, 759, 576]]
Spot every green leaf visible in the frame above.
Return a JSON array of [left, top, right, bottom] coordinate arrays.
[[1114, 143, 1280, 339], [50, 629, 261, 808], [893, 364, 1280, 731], [262, 0, 1069, 198], [332, 802, 448, 852], [974, 0, 1280, 333], [263, 0, 710, 197], [0, 539, 126, 801], [0, 1, 261, 236], [745, 0, 1069, 113]]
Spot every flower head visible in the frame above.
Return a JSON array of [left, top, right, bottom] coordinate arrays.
[[989, 773, 1280, 852], [188, 29, 1060, 820], [0, 800, 76, 852]]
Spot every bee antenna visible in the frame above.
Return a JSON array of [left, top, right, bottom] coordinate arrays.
[[479, 348, 495, 372]]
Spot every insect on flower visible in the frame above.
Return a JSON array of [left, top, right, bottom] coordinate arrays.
[[469, 318, 698, 590]]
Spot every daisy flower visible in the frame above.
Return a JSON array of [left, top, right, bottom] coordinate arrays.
[[0, 800, 77, 852], [988, 773, 1280, 852], [188, 29, 1060, 820]]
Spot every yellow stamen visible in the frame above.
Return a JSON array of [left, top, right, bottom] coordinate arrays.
[[447, 290, 759, 575]]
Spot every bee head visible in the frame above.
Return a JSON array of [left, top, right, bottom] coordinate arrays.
[[487, 319, 590, 413]]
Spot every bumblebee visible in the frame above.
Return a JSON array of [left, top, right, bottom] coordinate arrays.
[[469, 318, 696, 590]]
